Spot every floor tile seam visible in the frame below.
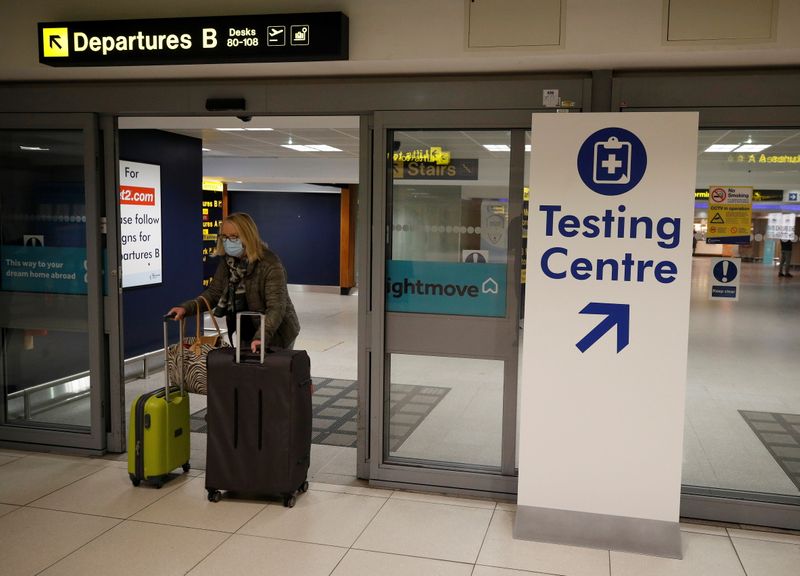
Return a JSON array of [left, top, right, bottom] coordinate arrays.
[[314, 453, 360, 476], [308, 486, 394, 500], [126, 515, 259, 535], [24, 471, 198, 520], [473, 506, 501, 568], [725, 534, 753, 576], [349, 542, 481, 567], [182, 530, 237, 575], [345, 489, 394, 551], [156, 502, 269, 535], [387, 492, 500, 511], [25, 502, 136, 522], [308, 478, 395, 496], [474, 562, 566, 576], [125, 496, 268, 534], [321, 340, 346, 352], [20, 463, 112, 507], [0, 455, 23, 466], [229, 530, 352, 551], [686, 416, 718, 474], [347, 547, 479, 569], [31, 515, 123, 576], [727, 530, 800, 547]]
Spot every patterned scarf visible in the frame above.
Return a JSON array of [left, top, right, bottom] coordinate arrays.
[[213, 256, 249, 317]]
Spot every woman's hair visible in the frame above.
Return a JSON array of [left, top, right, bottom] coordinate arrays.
[[215, 212, 266, 261]]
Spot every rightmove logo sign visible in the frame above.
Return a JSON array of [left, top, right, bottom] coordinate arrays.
[[386, 260, 507, 317]]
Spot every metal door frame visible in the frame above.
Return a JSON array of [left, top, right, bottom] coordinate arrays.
[[0, 113, 108, 452], [368, 109, 535, 496]]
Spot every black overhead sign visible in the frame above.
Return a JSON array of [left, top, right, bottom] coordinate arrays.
[[38, 12, 348, 67]]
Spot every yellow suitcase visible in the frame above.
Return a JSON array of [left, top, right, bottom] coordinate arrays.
[[128, 315, 191, 487]]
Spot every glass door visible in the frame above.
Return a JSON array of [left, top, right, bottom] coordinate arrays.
[[370, 111, 531, 494], [0, 114, 107, 451]]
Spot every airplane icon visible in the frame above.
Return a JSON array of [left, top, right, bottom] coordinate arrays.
[[266, 26, 285, 46]]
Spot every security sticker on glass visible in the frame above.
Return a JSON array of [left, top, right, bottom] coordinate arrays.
[[593, 136, 631, 185]]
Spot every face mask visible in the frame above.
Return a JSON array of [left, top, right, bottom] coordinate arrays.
[[223, 238, 244, 258]]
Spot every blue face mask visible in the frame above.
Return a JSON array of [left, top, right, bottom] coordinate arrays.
[[223, 238, 244, 258]]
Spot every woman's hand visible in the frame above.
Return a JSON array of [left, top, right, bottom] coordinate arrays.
[[167, 306, 187, 320], [251, 339, 262, 353]]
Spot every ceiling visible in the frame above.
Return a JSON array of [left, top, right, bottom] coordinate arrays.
[[120, 116, 360, 159], [118, 118, 800, 191], [696, 129, 800, 191]]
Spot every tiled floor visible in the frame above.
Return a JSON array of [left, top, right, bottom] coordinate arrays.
[[47, 262, 800, 497], [5, 262, 800, 574], [0, 448, 799, 576]]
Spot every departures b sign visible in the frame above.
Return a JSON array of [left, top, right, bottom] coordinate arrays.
[[39, 12, 348, 66]]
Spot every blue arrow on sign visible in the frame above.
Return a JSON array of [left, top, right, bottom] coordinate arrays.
[[576, 302, 630, 353]]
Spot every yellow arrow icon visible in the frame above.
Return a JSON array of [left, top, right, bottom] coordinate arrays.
[[43, 28, 69, 57]]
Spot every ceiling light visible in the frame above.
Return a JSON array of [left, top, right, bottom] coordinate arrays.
[[483, 144, 510, 152], [734, 144, 771, 152], [525, 144, 531, 152], [281, 144, 343, 152], [216, 127, 273, 132], [19, 145, 50, 151], [308, 144, 342, 152], [281, 144, 317, 152], [202, 148, 211, 152], [704, 144, 739, 152]]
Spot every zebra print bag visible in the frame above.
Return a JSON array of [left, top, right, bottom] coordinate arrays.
[[166, 298, 230, 395]]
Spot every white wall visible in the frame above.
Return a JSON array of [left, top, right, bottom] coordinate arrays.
[[3, 0, 800, 81]]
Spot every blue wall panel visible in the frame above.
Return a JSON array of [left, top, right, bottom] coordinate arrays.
[[230, 191, 341, 286], [120, 130, 203, 358]]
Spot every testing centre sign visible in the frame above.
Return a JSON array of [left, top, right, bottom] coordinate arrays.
[[515, 113, 698, 558], [39, 12, 348, 67], [120, 161, 162, 288]]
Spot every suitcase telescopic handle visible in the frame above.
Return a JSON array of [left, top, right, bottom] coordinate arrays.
[[163, 313, 185, 401], [236, 311, 265, 364]]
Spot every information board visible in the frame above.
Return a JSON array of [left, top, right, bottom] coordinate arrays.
[[516, 112, 699, 558], [120, 160, 162, 288], [202, 181, 225, 288]]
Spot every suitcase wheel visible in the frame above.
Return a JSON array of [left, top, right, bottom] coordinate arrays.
[[283, 495, 296, 508], [182, 462, 191, 473], [129, 474, 141, 487], [298, 481, 309, 494], [207, 489, 222, 503]]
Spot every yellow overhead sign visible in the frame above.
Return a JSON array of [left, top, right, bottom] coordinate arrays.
[[729, 154, 800, 164], [393, 146, 451, 165], [202, 180, 224, 192]]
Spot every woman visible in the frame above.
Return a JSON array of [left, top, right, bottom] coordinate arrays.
[[168, 212, 300, 351]]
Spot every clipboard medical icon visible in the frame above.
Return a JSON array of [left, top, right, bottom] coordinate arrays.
[[593, 136, 632, 185]]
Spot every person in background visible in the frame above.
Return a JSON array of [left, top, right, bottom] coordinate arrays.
[[779, 238, 793, 278], [168, 212, 300, 350]]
